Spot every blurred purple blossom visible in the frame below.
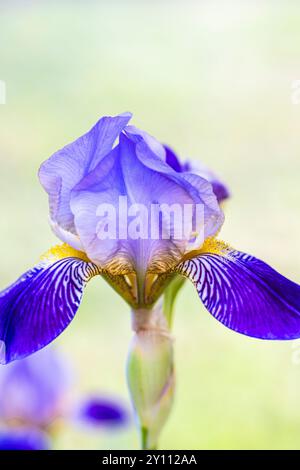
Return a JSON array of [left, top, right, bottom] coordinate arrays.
[[0, 347, 128, 450]]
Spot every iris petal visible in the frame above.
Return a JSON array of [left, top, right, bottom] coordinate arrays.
[[163, 145, 230, 203], [71, 132, 223, 273], [125, 132, 223, 238], [0, 257, 100, 364], [39, 113, 132, 242], [184, 162, 230, 203], [164, 145, 183, 173], [175, 243, 300, 339]]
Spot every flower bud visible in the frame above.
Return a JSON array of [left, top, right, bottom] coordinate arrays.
[[127, 308, 175, 449]]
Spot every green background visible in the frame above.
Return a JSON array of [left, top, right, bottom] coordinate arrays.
[[1, 0, 300, 449]]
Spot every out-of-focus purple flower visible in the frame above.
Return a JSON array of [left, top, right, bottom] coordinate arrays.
[[0, 429, 49, 450], [1, 112, 300, 361], [77, 397, 128, 428], [0, 348, 128, 450], [164, 145, 230, 203], [0, 348, 71, 428]]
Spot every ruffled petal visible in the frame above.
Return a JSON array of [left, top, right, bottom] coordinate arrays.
[[125, 125, 166, 160], [175, 241, 300, 339], [0, 256, 100, 364], [39, 113, 132, 244], [164, 145, 183, 173], [163, 145, 230, 203], [184, 161, 230, 203], [71, 132, 223, 274], [125, 132, 223, 238], [48, 219, 84, 252], [70, 147, 124, 267]]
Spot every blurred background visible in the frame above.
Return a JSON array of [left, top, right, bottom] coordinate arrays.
[[1, 0, 300, 449]]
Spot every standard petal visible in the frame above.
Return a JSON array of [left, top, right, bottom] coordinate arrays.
[[164, 145, 230, 203], [48, 219, 85, 252], [71, 134, 221, 275], [125, 125, 166, 161], [39, 113, 132, 240], [184, 160, 230, 203], [125, 131, 224, 240], [175, 241, 300, 340], [164, 145, 183, 173], [70, 146, 127, 267], [0, 257, 100, 364]]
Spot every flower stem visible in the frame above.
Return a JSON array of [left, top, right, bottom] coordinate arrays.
[[141, 426, 158, 450]]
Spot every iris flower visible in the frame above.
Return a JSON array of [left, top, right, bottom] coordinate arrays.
[[1, 112, 300, 448], [0, 347, 128, 450]]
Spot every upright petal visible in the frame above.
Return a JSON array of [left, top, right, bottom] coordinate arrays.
[[184, 160, 230, 203], [164, 145, 183, 173], [126, 132, 223, 237], [174, 240, 300, 340], [39, 113, 132, 243], [0, 250, 100, 364], [71, 132, 224, 276], [164, 145, 230, 203], [125, 125, 166, 161], [70, 146, 125, 268]]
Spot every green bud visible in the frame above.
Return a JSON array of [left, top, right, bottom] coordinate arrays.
[[127, 308, 175, 450]]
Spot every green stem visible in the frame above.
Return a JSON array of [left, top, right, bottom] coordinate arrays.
[[141, 427, 157, 450], [163, 275, 185, 328]]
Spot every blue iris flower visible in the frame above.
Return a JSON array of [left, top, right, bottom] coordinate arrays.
[[1, 112, 300, 448], [0, 112, 299, 364]]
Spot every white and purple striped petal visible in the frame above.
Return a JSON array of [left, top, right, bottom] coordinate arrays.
[[0, 257, 100, 364], [176, 246, 300, 340]]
